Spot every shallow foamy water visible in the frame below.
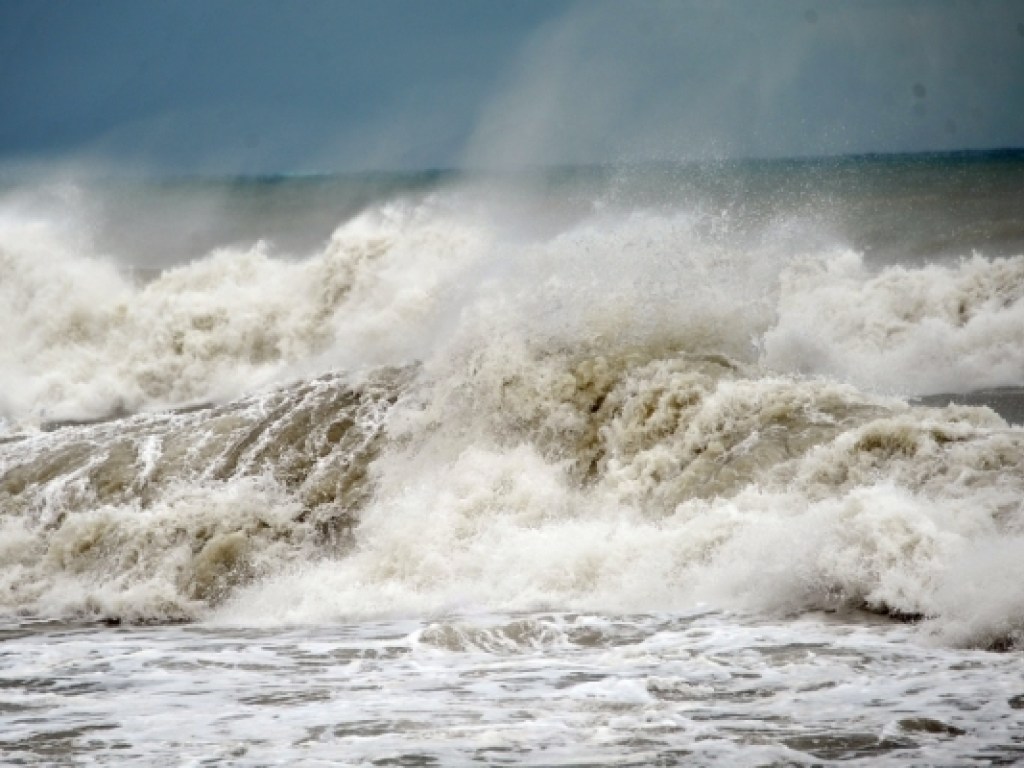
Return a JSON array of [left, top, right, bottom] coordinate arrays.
[[3, 611, 1023, 766]]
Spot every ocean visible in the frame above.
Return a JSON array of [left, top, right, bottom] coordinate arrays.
[[1, 152, 1023, 765]]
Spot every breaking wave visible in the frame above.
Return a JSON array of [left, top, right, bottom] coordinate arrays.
[[1, 174, 1023, 649]]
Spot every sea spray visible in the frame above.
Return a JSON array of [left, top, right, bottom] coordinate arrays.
[[1, 162, 1023, 651], [763, 251, 1024, 394]]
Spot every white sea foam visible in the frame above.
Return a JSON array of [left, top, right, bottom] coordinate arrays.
[[763, 250, 1024, 395], [6, 614, 1023, 765], [0, 193, 496, 425], [2, 178, 1023, 649], [4, 179, 1021, 428], [216, 390, 1023, 647]]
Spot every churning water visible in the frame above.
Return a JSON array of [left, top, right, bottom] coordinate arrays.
[[2, 154, 1024, 765]]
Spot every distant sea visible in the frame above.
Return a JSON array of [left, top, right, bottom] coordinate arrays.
[[2, 152, 1024, 764]]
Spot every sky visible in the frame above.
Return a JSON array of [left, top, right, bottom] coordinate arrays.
[[1, 0, 1023, 174]]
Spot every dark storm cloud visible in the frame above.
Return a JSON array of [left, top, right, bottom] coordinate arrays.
[[1, 0, 1022, 173], [0, 0, 567, 173]]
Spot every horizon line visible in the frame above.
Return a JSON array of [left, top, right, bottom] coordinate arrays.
[[2, 146, 1022, 183]]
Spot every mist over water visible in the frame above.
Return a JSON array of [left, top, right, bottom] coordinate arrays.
[[461, 2, 1024, 169]]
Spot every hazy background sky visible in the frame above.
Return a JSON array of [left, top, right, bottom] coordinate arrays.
[[2, 0, 1023, 174]]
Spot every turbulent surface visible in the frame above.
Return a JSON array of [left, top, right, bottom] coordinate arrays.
[[1, 156, 1023, 764], [3, 344, 1023, 648], [3, 612, 1024, 766], [0, 369, 403, 620]]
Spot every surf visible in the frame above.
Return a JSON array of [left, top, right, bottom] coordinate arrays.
[[1, 156, 1023, 650]]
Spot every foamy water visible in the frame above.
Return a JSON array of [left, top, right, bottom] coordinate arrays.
[[1, 157, 1023, 763], [4, 612, 1024, 766]]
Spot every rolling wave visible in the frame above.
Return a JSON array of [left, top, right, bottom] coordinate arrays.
[[1, 171, 1022, 648]]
